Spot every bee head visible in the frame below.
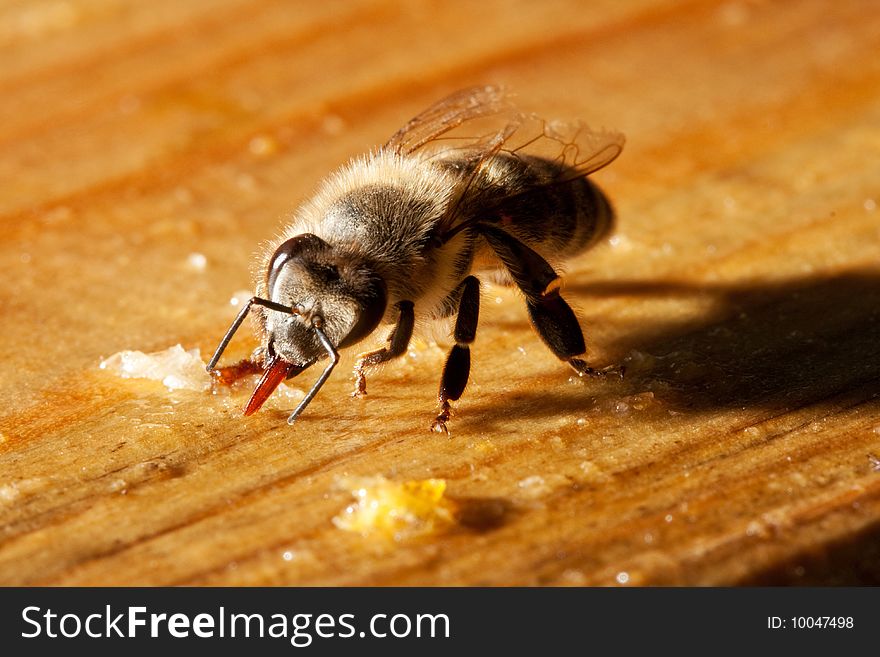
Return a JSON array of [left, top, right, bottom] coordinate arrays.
[[262, 234, 387, 365]]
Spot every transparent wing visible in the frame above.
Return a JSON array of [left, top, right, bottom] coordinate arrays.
[[384, 84, 518, 155], [501, 113, 625, 183], [386, 85, 624, 179], [385, 86, 625, 231]]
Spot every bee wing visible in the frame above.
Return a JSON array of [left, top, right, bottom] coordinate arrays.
[[501, 113, 625, 182], [443, 115, 626, 230], [386, 86, 624, 232], [384, 84, 518, 155], [386, 85, 623, 179], [442, 115, 625, 224]]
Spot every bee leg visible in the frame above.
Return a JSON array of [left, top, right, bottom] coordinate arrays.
[[527, 294, 624, 380], [432, 276, 480, 434], [210, 347, 267, 386], [211, 359, 264, 386], [569, 359, 625, 380], [352, 300, 415, 396], [479, 224, 624, 379]]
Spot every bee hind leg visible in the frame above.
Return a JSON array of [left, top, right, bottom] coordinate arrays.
[[527, 294, 625, 379], [479, 224, 624, 381], [352, 301, 415, 397], [569, 359, 625, 380], [432, 276, 480, 434]]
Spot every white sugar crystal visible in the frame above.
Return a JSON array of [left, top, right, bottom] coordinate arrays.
[[100, 344, 212, 391]]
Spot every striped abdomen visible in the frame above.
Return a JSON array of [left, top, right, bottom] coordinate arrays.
[[486, 154, 614, 263]]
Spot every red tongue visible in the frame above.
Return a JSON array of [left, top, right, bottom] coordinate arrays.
[[243, 355, 292, 416]]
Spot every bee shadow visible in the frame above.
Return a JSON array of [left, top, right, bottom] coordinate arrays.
[[466, 268, 880, 426]]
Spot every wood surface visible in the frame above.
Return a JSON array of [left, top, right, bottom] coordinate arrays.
[[1, 0, 880, 586]]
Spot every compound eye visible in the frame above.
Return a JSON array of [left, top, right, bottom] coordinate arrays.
[[338, 274, 388, 349], [267, 233, 330, 293]]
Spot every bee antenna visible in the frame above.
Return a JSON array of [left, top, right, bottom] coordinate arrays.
[[206, 296, 299, 372], [287, 318, 339, 424]]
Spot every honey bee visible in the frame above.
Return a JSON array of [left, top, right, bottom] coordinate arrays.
[[207, 85, 625, 432]]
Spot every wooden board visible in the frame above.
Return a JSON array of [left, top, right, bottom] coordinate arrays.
[[1, 0, 880, 585]]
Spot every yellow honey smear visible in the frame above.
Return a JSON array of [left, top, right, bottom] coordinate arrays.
[[332, 476, 454, 541]]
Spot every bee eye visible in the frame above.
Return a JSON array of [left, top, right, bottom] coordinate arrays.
[[338, 274, 387, 349], [267, 233, 330, 292]]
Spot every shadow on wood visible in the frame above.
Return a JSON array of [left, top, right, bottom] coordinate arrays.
[[741, 516, 880, 586], [466, 268, 880, 430]]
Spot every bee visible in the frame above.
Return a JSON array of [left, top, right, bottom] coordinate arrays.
[[207, 85, 625, 432]]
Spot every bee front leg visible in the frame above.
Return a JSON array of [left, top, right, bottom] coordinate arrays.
[[432, 276, 480, 434], [210, 347, 268, 386], [352, 301, 415, 397]]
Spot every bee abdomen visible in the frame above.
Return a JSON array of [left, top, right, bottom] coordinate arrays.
[[558, 177, 614, 258], [493, 173, 615, 263]]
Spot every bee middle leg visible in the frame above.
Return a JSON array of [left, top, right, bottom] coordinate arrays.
[[432, 275, 480, 434], [480, 224, 624, 380], [352, 300, 415, 396]]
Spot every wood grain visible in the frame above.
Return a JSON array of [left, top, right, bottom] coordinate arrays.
[[1, 0, 879, 585]]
